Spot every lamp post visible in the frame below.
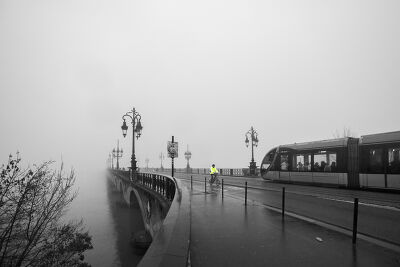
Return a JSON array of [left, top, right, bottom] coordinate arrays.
[[112, 140, 123, 170], [107, 153, 112, 169], [109, 153, 113, 169], [184, 145, 192, 172], [121, 107, 143, 180], [245, 126, 259, 176], [159, 152, 165, 170]]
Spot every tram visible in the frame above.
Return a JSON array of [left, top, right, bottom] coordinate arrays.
[[260, 131, 400, 190]]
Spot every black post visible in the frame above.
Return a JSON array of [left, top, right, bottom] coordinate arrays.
[[282, 187, 285, 217], [191, 175, 193, 189], [352, 198, 359, 244], [245, 181, 248, 206], [131, 112, 136, 178], [204, 177, 207, 193], [171, 136, 174, 178], [222, 179, 224, 199]]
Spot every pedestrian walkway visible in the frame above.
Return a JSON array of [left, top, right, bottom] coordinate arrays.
[[186, 181, 400, 267]]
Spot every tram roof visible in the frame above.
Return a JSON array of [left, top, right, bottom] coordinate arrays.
[[280, 138, 349, 151], [360, 131, 400, 145]]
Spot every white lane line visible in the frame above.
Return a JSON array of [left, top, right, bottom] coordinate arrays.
[[317, 196, 400, 211]]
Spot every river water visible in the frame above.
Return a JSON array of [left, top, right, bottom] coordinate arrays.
[[67, 169, 145, 267]]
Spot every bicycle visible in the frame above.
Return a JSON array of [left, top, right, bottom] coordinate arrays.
[[209, 173, 220, 186]]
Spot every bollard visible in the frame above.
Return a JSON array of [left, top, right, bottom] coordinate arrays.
[[205, 177, 207, 193], [245, 181, 248, 206], [352, 198, 359, 244], [191, 175, 193, 190], [222, 179, 224, 199], [282, 187, 285, 217]]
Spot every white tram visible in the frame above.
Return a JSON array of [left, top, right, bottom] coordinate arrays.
[[260, 131, 400, 190]]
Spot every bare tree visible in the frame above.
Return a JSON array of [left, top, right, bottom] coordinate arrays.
[[0, 155, 92, 267], [333, 127, 358, 138]]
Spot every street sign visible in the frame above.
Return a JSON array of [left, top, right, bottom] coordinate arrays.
[[167, 141, 178, 158]]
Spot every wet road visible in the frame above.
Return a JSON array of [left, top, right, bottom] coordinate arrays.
[[186, 179, 400, 267], [171, 172, 400, 246]]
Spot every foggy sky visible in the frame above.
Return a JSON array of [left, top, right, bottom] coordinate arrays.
[[1, 0, 399, 172]]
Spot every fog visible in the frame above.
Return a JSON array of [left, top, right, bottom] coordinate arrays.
[[1, 0, 399, 172]]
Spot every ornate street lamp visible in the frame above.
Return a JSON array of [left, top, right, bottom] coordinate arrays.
[[109, 153, 113, 169], [184, 145, 192, 171], [159, 152, 165, 170], [107, 153, 112, 169], [112, 140, 123, 170], [121, 107, 143, 180], [245, 126, 259, 176]]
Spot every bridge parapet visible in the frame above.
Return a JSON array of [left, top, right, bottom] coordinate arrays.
[[109, 170, 190, 267]]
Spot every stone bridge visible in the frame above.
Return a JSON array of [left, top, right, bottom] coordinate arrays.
[[108, 170, 190, 267]]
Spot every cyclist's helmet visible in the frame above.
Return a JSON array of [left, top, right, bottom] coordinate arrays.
[[212, 164, 215, 167]]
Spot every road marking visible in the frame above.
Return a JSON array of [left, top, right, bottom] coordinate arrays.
[[317, 196, 400, 211]]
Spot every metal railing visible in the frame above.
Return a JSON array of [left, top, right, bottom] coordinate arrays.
[[137, 172, 176, 201], [144, 167, 261, 177], [111, 170, 176, 202]]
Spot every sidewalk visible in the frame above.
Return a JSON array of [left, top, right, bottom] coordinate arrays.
[[186, 181, 400, 267]]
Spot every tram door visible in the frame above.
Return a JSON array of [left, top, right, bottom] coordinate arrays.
[[347, 138, 360, 188]]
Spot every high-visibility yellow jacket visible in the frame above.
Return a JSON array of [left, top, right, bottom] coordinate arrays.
[[210, 167, 218, 174]]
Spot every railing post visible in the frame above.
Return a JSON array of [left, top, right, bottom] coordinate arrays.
[[353, 198, 359, 244], [222, 179, 224, 199], [167, 179, 170, 200], [282, 187, 285, 218], [164, 177, 166, 196], [191, 175, 193, 190], [205, 177, 207, 193], [245, 181, 248, 206]]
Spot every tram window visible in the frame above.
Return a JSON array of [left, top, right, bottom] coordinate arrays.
[[368, 148, 383, 173], [292, 154, 311, 171], [261, 163, 271, 170], [313, 151, 337, 172], [388, 148, 400, 174], [329, 154, 337, 172], [280, 154, 289, 171]]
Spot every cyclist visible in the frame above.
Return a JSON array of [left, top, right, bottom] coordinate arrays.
[[209, 164, 220, 185]]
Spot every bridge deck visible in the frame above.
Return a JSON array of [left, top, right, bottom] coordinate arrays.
[[186, 180, 400, 267]]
